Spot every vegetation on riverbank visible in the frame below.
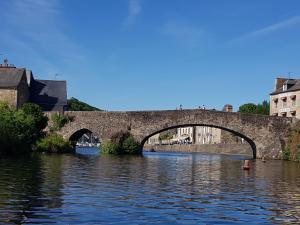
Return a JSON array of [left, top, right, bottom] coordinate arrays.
[[36, 134, 74, 153], [283, 121, 300, 161], [0, 102, 74, 156], [41, 113, 75, 153], [100, 131, 141, 155], [67, 97, 101, 111], [0, 103, 48, 155]]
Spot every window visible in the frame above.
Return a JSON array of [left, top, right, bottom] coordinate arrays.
[[291, 111, 296, 117], [292, 99, 296, 107], [282, 99, 287, 108]]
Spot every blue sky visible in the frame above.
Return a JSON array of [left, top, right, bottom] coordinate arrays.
[[1, 0, 300, 111]]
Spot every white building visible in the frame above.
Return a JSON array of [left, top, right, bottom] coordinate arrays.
[[176, 126, 221, 144], [194, 126, 221, 144]]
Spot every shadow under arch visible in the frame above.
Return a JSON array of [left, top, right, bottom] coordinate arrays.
[[140, 124, 257, 159], [69, 128, 94, 142]]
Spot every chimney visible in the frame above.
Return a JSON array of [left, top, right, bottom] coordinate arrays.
[[223, 104, 233, 112], [275, 77, 287, 91], [0, 58, 16, 68]]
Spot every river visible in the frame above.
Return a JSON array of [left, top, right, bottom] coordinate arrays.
[[0, 148, 300, 224]]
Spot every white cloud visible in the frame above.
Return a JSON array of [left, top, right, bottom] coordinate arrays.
[[230, 16, 300, 43], [123, 0, 142, 28]]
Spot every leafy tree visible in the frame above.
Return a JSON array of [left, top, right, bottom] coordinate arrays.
[[256, 100, 270, 115], [0, 102, 48, 155], [159, 133, 173, 140], [238, 103, 258, 114], [67, 97, 101, 111], [238, 101, 270, 115]]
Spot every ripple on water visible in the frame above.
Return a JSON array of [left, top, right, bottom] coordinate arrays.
[[0, 148, 300, 224]]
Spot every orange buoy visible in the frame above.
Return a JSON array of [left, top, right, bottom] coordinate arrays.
[[243, 160, 250, 170]]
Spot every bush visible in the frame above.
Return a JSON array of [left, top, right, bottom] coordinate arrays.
[[0, 102, 48, 155], [49, 113, 73, 133], [100, 131, 141, 155], [122, 135, 140, 154], [282, 147, 290, 160], [100, 140, 119, 154], [36, 134, 74, 153]]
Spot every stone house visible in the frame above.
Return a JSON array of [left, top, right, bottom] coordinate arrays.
[[0, 59, 67, 111], [270, 77, 300, 118], [0, 67, 30, 109]]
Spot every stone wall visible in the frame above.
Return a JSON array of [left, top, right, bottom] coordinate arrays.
[[0, 88, 17, 107], [56, 109, 296, 159], [144, 143, 253, 156], [17, 74, 30, 108]]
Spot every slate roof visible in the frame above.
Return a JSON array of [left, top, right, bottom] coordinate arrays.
[[270, 79, 300, 95], [30, 79, 67, 111], [0, 68, 26, 88]]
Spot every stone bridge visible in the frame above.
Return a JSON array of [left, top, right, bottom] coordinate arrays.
[[56, 109, 296, 159]]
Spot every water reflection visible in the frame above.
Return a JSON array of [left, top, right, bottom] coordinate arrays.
[[0, 149, 300, 224], [0, 154, 64, 224]]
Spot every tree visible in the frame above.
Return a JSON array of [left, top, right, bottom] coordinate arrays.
[[238, 103, 258, 114], [67, 97, 101, 111], [256, 100, 270, 115], [0, 102, 48, 155], [238, 101, 270, 115]]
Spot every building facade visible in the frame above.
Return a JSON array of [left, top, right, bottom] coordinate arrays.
[[270, 78, 300, 118], [0, 59, 67, 111], [194, 126, 221, 144]]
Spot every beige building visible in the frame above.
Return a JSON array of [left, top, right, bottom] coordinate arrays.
[[270, 78, 300, 118], [147, 133, 160, 145], [195, 126, 221, 144], [176, 126, 221, 144]]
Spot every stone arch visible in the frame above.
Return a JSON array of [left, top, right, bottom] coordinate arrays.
[[140, 124, 257, 158], [69, 128, 95, 142]]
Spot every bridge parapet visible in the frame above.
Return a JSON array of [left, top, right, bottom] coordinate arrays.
[[54, 109, 295, 159]]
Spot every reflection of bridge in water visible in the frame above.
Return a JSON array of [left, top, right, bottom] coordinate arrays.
[[53, 109, 296, 159]]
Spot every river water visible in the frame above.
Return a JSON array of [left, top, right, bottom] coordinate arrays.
[[0, 148, 300, 224]]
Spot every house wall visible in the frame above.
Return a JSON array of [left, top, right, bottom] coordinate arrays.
[[270, 91, 300, 119], [17, 74, 30, 108], [195, 126, 221, 144], [0, 89, 17, 107]]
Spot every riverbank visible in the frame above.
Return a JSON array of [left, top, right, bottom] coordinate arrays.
[[144, 143, 252, 156]]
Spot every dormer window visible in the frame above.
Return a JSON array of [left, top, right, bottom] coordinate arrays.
[[283, 84, 287, 91]]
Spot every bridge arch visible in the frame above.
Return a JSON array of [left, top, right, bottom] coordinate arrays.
[[57, 110, 293, 159], [140, 124, 257, 158], [69, 128, 94, 142]]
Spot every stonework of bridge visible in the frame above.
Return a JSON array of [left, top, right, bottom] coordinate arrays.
[[57, 109, 295, 159]]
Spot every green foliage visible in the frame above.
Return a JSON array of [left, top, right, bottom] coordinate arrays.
[[0, 102, 48, 155], [67, 97, 101, 111], [238, 100, 270, 115], [122, 135, 140, 154], [159, 133, 173, 140], [256, 100, 270, 115], [100, 140, 119, 154], [36, 134, 74, 153], [49, 113, 72, 132], [282, 147, 291, 160], [100, 131, 141, 155]]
